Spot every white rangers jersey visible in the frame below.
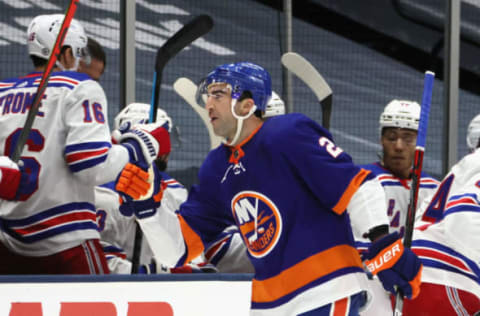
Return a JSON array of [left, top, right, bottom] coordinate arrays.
[[0, 71, 129, 256], [95, 172, 188, 274], [357, 163, 440, 316], [356, 162, 439, 250], [412, 148, 480, 297]]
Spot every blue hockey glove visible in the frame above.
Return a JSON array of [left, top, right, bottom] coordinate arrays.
[[364, 232, 422, 299]]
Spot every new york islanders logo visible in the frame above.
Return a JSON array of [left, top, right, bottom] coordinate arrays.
[[231, 191, 282, 258]]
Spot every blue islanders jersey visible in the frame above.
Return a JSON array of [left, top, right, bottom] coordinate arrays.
[[176, 113, 373, 315]]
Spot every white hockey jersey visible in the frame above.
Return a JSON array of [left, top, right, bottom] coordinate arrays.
[[0, 71, 129, 256], [412, 148, 480, 297], [356, 162, 439, 250], [95, 172, 188, 274], [357, 162, 439, 316]]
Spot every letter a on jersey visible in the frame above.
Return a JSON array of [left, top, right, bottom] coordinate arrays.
[[231, 191, 282, 258]]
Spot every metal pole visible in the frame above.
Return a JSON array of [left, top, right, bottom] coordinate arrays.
[[120, 0, 135, 109], [443, 0, 460, 175], [283, 0, 293, 113]]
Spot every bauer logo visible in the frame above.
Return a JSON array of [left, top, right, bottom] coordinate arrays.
[[231, 191, 282, 258]]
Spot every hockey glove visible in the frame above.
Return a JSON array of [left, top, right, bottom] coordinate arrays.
[[115, 123, 170, 171], [364, 232, 422, 299], [118, 165, 166, 218], [0, 157, 35, 201], [115, 163, 151, 200]]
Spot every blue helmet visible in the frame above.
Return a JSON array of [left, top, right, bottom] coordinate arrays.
[[202, 62, 272, 111]]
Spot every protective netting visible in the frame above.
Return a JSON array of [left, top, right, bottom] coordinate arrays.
[[1, 0, 479, 188]]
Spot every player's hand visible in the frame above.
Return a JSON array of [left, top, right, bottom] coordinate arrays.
[[115, 163, 150, 200], [364, 232, 422, 299], [115, 123, 170, 171], [0, 157, 35, 201], [117, 164, 166, 218]]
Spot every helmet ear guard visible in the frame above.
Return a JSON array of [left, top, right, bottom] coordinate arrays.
[[466, 113, 480, 151]]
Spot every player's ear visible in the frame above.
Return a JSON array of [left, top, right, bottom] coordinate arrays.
[[238, 97, 255, 115], [59, 47, 75, 69]]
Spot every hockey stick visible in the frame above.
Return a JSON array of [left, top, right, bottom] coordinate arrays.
[[280, 52, 333, 129], [10, 0, 79, 162], [393, 71, 435, 316], [173, 77, 223, 150], [131, 15, 214, 273], [149, 14, 214, 123]]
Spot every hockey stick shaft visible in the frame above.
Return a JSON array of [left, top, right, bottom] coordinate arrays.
[[149, 14, 213, 123], [393, 70, 435, 316], [173, 77, 222, 150], [10, 0, 79, 162], [135, 15, 213, 272], [281, 52, 333, 129]]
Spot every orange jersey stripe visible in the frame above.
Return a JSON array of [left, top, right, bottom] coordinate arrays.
[[252, 244, 363, 303], [178, 214, 204, 263], [332, 168, 370, 215]]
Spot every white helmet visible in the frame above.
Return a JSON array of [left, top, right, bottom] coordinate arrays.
[[379, 99, 420, 132], [114, 103, 173, 133], [467, 113, 480, 151], [263, 91, 285, 118], [27, 14, 88, 70]]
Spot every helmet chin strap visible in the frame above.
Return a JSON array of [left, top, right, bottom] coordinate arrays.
[[223, 98, 257, 147]]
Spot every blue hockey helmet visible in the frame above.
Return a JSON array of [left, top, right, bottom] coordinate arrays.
[[201, 62, 272, 111]]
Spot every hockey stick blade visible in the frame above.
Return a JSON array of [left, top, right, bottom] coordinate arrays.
[[281, 52, 333, 129], [393, 70, 435, 316], [173, 77, 223, 150], [150, 15, 214, 122], [10, 0, 79, 162]]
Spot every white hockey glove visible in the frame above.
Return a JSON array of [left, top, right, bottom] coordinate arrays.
[[115, 123, 170, 171]]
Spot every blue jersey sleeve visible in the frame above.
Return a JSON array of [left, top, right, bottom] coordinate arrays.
[[272, 114, 371, 215], [176, 150, 236, 264]]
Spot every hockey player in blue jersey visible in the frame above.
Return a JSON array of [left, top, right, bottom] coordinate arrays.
[[145, 62, 423, 315], [0, 14, 168, 274]]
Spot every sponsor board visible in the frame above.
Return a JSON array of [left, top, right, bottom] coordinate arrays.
[[0, 274, 252, 316]]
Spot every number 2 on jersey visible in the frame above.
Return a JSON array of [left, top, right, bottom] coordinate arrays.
[[318, 136, 343, 158]]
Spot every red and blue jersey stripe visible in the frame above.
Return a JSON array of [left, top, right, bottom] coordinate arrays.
[[65, 141, 111, 173], [0, 202, 98, 243]]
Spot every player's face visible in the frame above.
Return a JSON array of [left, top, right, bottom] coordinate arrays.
[[205, 83, 236, 140], [381, 128, 417, 179]]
